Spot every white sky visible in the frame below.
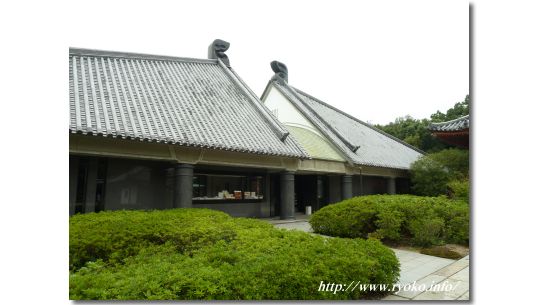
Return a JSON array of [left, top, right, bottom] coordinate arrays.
[[67, 0, 468, 125]]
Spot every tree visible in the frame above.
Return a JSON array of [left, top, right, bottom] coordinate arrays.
[[375, 116, 447, 152], [377, 95, 470, 197], [429, 148, 469, 179], [410, 148, 469, 197], [375, 95, 469, 152], [410, 156, 451, 196], [430, 95, 470, 122]]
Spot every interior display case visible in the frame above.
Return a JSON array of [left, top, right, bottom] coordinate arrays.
[[192, 172, 264, 203]]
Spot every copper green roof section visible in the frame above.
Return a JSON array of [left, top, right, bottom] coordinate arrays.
[[286, 125, 344, 161]]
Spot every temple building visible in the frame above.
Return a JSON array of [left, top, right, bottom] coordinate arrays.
[[69, 39, 423, 219], [260, 61, 424, 215], [429, 115, 470, 149]]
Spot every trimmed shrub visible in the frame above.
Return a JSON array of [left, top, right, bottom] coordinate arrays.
[[410, 157, 451, 196], [447, 178, 469, 203], [69, 208, 241, 270], [310, 195, 469, 247], [70, 209, 400, 300], [371, 206, 404, 240], [408, 217, 445, 247], [410, 148, 469, 197], [429, 148, 469, 179], [432, 201, 469, 244]]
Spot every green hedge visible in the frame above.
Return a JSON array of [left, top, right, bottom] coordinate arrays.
[[70, 208, 399, 300], [69, 208, 238, 270], [310, 195, 469, 247], [447, 178, 470, 203]]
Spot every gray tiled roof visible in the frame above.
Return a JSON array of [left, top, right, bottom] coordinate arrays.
[[429, 115, 470, 132], [270, 78, 424, 169], [69, 48, 308, 158]]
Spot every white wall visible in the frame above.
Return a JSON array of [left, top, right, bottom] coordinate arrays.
[[263, 85, 346, 162], [263, 86, 323, 137]]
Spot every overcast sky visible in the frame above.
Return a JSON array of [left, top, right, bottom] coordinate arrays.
[[67, 0, 468, 125]]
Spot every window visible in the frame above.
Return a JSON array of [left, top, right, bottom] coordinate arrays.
[[192, 173, 264, 203], [73, 157, 108, 213], [193, 175, 207, 198]]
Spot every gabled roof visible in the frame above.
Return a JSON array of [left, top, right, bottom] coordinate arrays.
[[265, 76, 424, 169], [429, 115, 470, 132], [69, 47, 308, 158]]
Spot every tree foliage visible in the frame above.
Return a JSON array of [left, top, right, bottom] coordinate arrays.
[[376, 116, 446, 152], [410, 149, 469, 197], [376, 95, 470, 198], [428, 148, 469, 179], [375, 95, 470, 152], [410, 156, 451, 196], [430, 95, 470, 122]]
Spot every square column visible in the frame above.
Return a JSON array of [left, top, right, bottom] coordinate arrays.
[[174, 163, 194, 208], [280, 171, 295, 220], [69, 156, 79, 216], [165, 167, 175, 209], [84, 158, 98, 213], [328, 175, 342, 204], [387, 177, 396, 195], [341, 175, 353, 200]]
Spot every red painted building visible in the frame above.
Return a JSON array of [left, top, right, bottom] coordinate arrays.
[[429, 115, 469, 149]]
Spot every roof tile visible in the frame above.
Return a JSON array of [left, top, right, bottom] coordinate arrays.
[[69, 48, 309, 158], [429, 115, 470, 132], [272, 79, 424, 169]]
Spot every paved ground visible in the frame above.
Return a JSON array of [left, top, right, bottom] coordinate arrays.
[[265, 218, 470, 301], [384, 252, 469, 301]]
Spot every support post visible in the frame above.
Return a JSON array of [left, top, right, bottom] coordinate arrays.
[[174, 163, 194, 208], [262, 172, 271, 217], [165, 167, 175, 209], [84, 158, 98, 213], [342, 175, 353, 200], [280, 171, 295, 220], [69, 156, 79, 216], [387, 177, 396, 195], [359, 167, 363, 196]]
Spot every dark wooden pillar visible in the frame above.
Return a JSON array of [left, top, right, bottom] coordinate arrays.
[[165, 167, 175, 209], [174, 163, 193, 208], [328, 175, 342, 204], [69, 156, 79, 216], [84, 158, 98, 213], [342, 175, 353, 200], [280, 171, 295, 220], [387, 177, 396, 195], [263, 172, 271, 217]]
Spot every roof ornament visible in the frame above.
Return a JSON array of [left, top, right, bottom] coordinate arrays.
[[271, 60, 288, 82], [208, 39, 231, 67]]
